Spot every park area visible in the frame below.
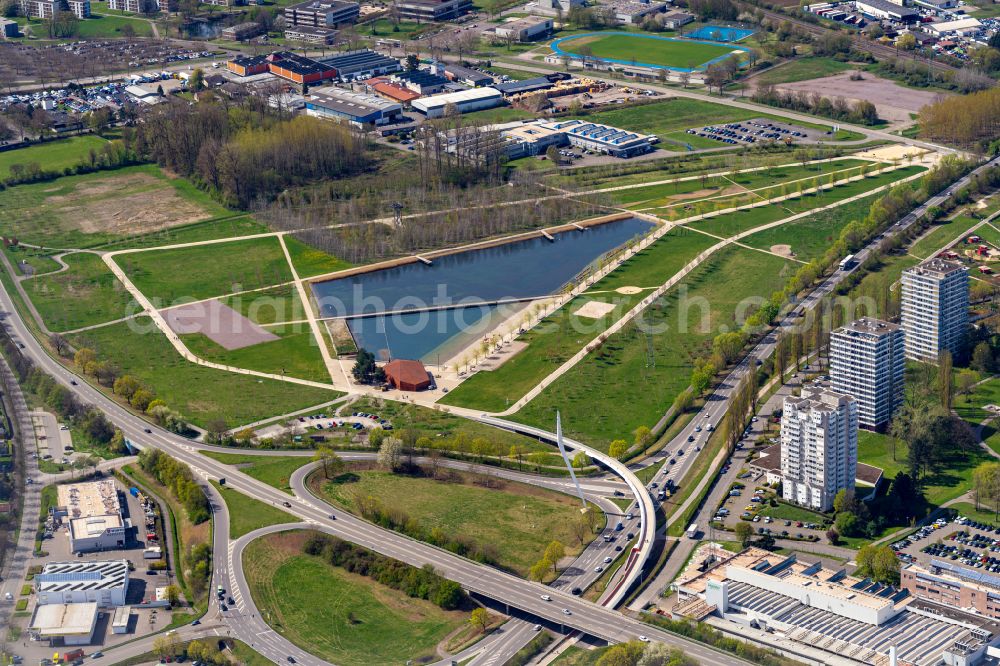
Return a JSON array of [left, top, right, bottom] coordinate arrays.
[[242, 530, 470, 666], [551, 33, 743, 71]]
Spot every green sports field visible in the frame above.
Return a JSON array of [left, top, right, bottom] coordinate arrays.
[[557, 33, 739, 69]]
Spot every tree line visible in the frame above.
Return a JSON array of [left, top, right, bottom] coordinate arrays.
[[303, 532, 466, 610], [919, 86, 1000, 152], [751, 83, 879, 126], [137, 448, 211, 524], [135, 98, 371, 208]]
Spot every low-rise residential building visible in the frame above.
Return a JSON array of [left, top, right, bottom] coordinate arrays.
[[411, 87, 503, 118], [394, 0, 471, 20], [35, 560, 130, 607], [285, 25, 338, 43], [220, 21, 265, 41], [495, 16, 553, 42], [306, 87, 404, 126], [284, 0, 359, 26], [106, 0, 159, 12]]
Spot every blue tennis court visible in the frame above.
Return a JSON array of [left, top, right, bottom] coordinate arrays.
[[685, 25, 755, 42]]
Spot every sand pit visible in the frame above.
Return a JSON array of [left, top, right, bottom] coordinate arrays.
[[163, 300, 279, 350], [616, 286, 643, 295], [756, 72, 946, 127], [574, 301, 617, 319], [770, 244, 795, 258]]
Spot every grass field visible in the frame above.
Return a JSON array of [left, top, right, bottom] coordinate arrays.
[[0, 136, 111, 179], [211, 481, 296, 538], [23, 252, 136, 332], [557, 33, 737, 69], [75, 13, 155, 38], [512, 246, 794, 449], [754, 58, 854, 85], [761, 501, 827, 524], [909, 215, 984, 260], [243, 530, 467, 665], [120, 236, 292, 303], [68, 317, 339, 428], [440, 228, 718, 412], [200, 452, 309, 494], [221, 283, 304, 326], [314, 468, 594, 576], [284, 236, 351, 279], [460, 105, 538, 124], [0, 165, 232, 249], [181, 325, 329, 383]]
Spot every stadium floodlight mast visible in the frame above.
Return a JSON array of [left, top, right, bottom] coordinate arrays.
[[555, 411, 587, 510]]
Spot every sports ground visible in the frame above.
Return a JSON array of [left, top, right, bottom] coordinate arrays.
[[550, 32, 749, 72]]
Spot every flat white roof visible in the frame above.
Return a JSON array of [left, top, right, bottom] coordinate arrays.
[[58, 480, 121, 520], [70, 514, 124, 538], [928, 16, 981, 30], [412, 87, 502, 110], [30, 603, 98, 636]]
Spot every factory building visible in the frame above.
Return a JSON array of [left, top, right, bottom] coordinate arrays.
[[35, 560, 130, 607], [411, 87, 503, 118], [55, 480, 126, 553], [306, 87, 404, 126]]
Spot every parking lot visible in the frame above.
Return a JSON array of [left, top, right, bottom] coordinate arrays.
[[687, 118, 830, 146], [893, 515, 1000, 569], [255, 409, 393, 441]]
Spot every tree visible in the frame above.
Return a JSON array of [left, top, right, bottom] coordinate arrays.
[[734, 521, 753, 547], [572, 451, 590, 469], [638, 644, 697, 666], [973, 342, 994, 373], [164, 584, 181, 605], [49, 333, 69, 356], [352, 348, 386, 385], [313, 446, 344, 479], [368, 426, 386, 448], [74, 347, 96, 370], [609, 439, 629, 460], [596, 640, 645, 666], [113, 374, 141, 401], [826, 528, 840, 545], [833, 488, 854, 514], [529, 558, 551, 581], [856, 544, 900, 585], [835, 511, 858, 537], [544, 540, 565, 572], [896, 32, 916, 50], [469, 607, 490, 633], [939, 350, 953, 410], [189, 67, 205, 92], [377, 437, 403, 471], [633, 425, 651, 448]]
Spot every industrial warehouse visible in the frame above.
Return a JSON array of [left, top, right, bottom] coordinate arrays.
[[54, 480, 126, 553], [674, 546, 1000, 666]]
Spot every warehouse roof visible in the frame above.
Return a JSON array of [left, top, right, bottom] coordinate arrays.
[[36, 560, 129, 593], [30, 603, 98, 637], [412, 87, 502, 110], [493, 76, 553, 95]]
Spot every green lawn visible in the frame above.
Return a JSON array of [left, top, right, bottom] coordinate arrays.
[[221, 283, 305, 326], [365, 18, 428, 38], [485, 66, 537, 81], [512, 246, 795, 449], [4, 246, 62, 276], [68, 316, 339, 428], [74, 13, 155, 38], [755, 58, 854, 85], [948, 501, 1000, 526], [349, 396, 549, 452], [120, 236, 292, 304], [0, 136, 111, 179], [909, 215, 984, 260], [22, 252, 136, 332], [200, 452, 310, 494], [211, 481, 297, 538], [459, 105, 539, 124], [243, 531, 467, 666], [283, 236, 352, 279], [557, 33, 737, 69], [181, 324, 330, 384], [0, 165, 232, 249], [761, 501, 827, 523], [440, 227, 718, 412], [315, 468, 595, 576]]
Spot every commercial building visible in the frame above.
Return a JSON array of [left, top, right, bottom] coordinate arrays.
[[384, 359, 431, 391], [319, 49, 401, 79], [1, 18, 19, 37], [500, 121, 567, 158], [530, 0, 585, 15], [266, 51, 338, 84], [601, 0, 668, 24], [389, 69, 450, 94], [780, 386, 858, 511], [830, 318, 904, 430], [18, 0, 90, 19], [29, 603, 99, 646], [926, 16, 982, 35], [412, 87, 503, 118], [901, 257, 969, 363], [902, 559, 1000, 621], [285, 25, 338, 44], [434, 63, 493, 87], [913, 0, 957, 9], [35, 560, 130, 607], [394, 0, 471, 20], [674, 545, 1000, 666], [540, 119, 656, 158], [227, 54, 270, 76], [855, 0, 918, 22], [494, 16, 553, 42], [305, 87, 403, 126], [284, 0, 359, 26], [111, 606, 132, 634], [660, 9, 694, 28], [368, 78, 422, 104], [55, 480, 126, 553], [220, 21, 264, 41], [493, 76, 554, 96]]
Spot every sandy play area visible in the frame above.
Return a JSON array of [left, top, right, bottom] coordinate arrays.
[[770, 244, 795, 258], [573, 301, 617, 319], [163, 300, 279, 350]]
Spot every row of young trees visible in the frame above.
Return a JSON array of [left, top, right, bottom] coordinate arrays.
[[137, 448, 211, 524], [751, 84, 879, 126], [303, 532, 466, 610]]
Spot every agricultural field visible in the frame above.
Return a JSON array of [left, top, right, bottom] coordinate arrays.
[[67, 317, 338, 428], [313, 467, 595, 576], [0, 135, 112, 179], [512, 246, 795, 449], [243, 531, 468, 666], [555, 33, 738, 70], [22, 252, 137, 332], [0, 165, 232, 249]]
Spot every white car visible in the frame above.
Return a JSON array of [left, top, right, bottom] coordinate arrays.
[[595, 566, 603, 573], [562, 609, 572, 616], [540, 594, 551, 601], [604, 556, 613, 563], [638, 635, 649, 642]]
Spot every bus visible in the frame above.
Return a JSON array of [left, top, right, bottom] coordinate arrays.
[[686, 524, 698, 539], [839, 254, 856, 271]]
